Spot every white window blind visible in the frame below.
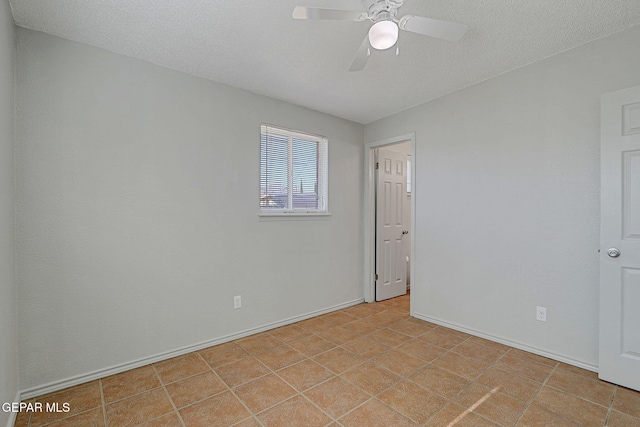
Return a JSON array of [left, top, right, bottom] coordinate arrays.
[[260, 125, 328, 214]]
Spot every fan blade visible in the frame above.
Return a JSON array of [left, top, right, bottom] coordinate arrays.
[[293, 6, 364, 21], [349, 36, 371, 72], [399, 15, 468, 42]]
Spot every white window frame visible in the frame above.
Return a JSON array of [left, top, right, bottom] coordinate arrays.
[[259, 124, 330, 217]]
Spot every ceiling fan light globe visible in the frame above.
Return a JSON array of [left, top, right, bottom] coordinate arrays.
[[368, 20, 398, 50]]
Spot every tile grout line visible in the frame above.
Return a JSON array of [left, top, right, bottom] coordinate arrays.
[[484, 346, 558, 426], [99, 379, 108, 427], [224, 356, 272, 426], [432, 340, 508, 426], [465, 345, 621, 426], [604, 386, 617, 427], [266, 355, 341, 424], [529, 365, 618, 425], [20, 398, 33, 427], [228, 415, 264, 427], [506, 350, 548, 411], [417, 342, 538, 427], [365, 386, 428, 425], [190, 350, 262, 424], [100, 384, 165, 406], [165, 354, 235, 415], [332, 330, 422, 425], [33, 407, 104, 427], [269, 315, 416, 425], [31, 398, 105, 426], [332, 396, 374, 425], [511, 361, 559, 426], [201, 352, 269, 427], [543, 382, 616, 408], [364, 300, 496, 425], [150, 365, 187, 427], [297, 390, 340, 425], [311, 311, 452, 423], [330, 347, 420, 424]]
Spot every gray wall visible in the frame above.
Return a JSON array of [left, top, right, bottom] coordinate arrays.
[[365, 25, 640, 367], [0, 0, 16, 425], [15, 28, 364, 391]]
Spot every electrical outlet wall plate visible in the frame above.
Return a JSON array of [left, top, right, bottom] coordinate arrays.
[[536, 306, 546, 322], [234, 296, 242, 309]]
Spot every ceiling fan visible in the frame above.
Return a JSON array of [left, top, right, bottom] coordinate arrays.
[[293, 0, 468, 71]]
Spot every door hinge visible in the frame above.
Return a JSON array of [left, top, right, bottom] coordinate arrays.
[[375, 162, 379, 170], [375, 274, 379, 280]]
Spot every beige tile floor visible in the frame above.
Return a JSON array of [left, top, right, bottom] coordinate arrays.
[[13, 293, 640, 426]]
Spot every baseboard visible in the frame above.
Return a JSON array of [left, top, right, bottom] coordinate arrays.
[[4, 390, 20, 427], [20, 298, 364, 400], [413, 312, 599, 373]]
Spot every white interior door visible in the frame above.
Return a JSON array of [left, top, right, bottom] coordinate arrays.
[[599, 85, 640, 391], [376, 148, 407, 301]]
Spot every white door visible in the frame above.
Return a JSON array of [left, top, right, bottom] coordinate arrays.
[[376, 148, 408, 301], [599, 85, 640, 391]]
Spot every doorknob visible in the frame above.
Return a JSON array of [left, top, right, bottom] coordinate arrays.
[[607, 248, 621, 258], [402, 230, 409, 235]]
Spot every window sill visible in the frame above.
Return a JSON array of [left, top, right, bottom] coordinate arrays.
[[259, 211, 332, 219]]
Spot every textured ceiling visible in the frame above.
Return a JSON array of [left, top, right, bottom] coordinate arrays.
[[8, 0, 640, 124]]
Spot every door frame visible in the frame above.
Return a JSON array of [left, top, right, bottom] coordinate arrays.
[[363, 133, 416, 306]]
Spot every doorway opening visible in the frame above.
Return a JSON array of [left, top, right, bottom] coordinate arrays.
[[363, 134, 415, 311]]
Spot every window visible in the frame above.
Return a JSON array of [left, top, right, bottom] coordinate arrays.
[[260, 124, 328, 215]]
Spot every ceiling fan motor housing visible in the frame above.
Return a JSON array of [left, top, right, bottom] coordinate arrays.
[[364, 0, 404, 22]]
